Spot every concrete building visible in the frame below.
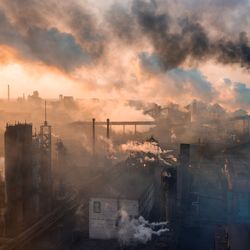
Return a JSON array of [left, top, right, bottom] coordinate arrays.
[[0, 160, 6, 236], [4, 120, 52, 236], [4, 124, 35, 236], [225, 156, 250, 223], [177, 144, 190, 215], [214, 224, 250, 250], [89, 171, 154, 240]]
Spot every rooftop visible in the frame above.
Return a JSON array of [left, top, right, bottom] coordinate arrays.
[[90, 169, 153, 200]]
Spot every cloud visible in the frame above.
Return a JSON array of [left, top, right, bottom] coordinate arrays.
[[25, 27, 91, 72], [0, 1, 104, 71], [234, 82, 250, 108], [213, 78, 250, 109], [0, 0, 250, 110], [167, 68, 215, 101], [139, 53, 215, 101]]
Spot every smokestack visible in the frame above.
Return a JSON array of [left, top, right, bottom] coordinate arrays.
[[92, 118, 96, 155], [44, 101, 47, 126], [123, 125, 125, 135], [107, 118, 110, 139], [180, 144, 190, 166], [8, 85, 10, 102], [177, 144, 190, 213]]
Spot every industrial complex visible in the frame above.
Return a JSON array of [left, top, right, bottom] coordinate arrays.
[[0, 91, 248, 249]]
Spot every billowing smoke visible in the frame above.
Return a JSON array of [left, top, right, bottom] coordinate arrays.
[[0, 0, 250, 109], [0, 0, 250, 72], [121, 140, 163, 154], [120, 140, 177, 165], [120, 140, 174, 155], [0, 0, 104, 72], [118, 210, 169, 246], [109, 0, 250, 71]]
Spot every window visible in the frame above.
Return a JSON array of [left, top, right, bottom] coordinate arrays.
[[93, 201, 101, 213]]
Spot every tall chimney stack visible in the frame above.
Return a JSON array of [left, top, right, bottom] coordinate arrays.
[[177, 144, 190, 213], [92, 118, 96, 155], [107, 119, 110, 139]]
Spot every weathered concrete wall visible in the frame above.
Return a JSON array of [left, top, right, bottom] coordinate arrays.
[[89, 197, 118, 239], [89, 185, 155, 239]]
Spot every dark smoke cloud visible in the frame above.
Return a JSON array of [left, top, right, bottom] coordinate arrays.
[[108, 0, 250, 71], [106, 3, 139, 44], [26, 27, 90, 71], [63, 3, 105, 60], [135, 0, 250, 70], [0, 0, 250, 75], [0, 10, 91, 71], [0, 0, 104, 71]]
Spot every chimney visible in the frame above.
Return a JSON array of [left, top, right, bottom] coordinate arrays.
[[107, 118, 110, 139], [92, 118, 96, 155], [177, 143, 190, 212], [180, 144, 190, 166]]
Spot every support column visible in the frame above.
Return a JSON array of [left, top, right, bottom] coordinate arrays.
[[107, 119, 110, 139], [123, 125, 125, 135], [92, 118, 96, 155]]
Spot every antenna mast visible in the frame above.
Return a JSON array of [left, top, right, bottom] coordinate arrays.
[[44, 101, 47, 125]]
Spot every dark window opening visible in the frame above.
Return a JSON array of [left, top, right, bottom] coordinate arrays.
[[93, 201, 101, 213]]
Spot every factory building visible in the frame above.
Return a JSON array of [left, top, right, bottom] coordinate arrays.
[[161, 167, 177, 222], [89, 171, 154, 240], [177, 144, 190, 217], [4, 120, 52, 236], [214, 224, 250, 250], [0, 158, 6, 236], [225, 156, 250, 223], [5, 124, 36, 236]]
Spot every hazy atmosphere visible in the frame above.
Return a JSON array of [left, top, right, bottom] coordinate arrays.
[[0, 1, 250, 250], [0, 0, 250, 110]]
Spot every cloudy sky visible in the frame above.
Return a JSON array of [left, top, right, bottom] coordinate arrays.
[[0, 0, 250, 110]]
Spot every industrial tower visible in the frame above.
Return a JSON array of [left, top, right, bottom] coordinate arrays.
[[39, 101, 52, 214]]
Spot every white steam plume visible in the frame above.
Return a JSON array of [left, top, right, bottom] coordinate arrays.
[[118, 210, 169, 246]]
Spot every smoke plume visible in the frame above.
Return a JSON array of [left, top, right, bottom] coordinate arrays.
[[118, 210, 169, 246], [0, 0, 250, 109]]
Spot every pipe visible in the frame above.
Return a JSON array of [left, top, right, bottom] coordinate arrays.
[[107, 118, 110, 139], [92, 118, 96, 155]]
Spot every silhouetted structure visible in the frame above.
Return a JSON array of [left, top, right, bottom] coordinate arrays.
[[5, 124, 36, 236], [177, 144, 190, 214], [4, 110, 52, 236], [39, 102, 52, 214]]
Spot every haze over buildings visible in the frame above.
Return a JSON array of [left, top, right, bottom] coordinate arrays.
[[0, 0, 250, 250]]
